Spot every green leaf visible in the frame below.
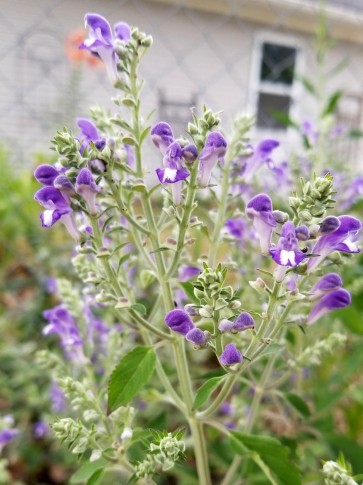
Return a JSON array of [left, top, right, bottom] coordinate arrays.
[[230, 432, 301, 485], [70, 459, 107, 484], [322, 90, 342, 117], [108, 346, 156, 413], [270, 111, 299, 129], [284, 392, 311, 418], [87, 469, 105, 485], [298, 76, 316, 96], [140, 126, 151, 144], [179, 282, 199, 304], [130, 303, 147, 316], [149, 247, 170, 254], [339, 307, 363, 335], [122, 136, 136, 146], [192, 376, 225, 410]]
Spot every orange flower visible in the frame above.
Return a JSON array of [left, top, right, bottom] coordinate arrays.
[[64, 29, 102, 68]]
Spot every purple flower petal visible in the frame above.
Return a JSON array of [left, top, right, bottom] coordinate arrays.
[[53, 175, 75, 194], [225, 217, 246, 239], [243, 139, 279, 182], [84, 13, 113, 44], [77, 118, 99, 141], [246, 194, 277, 254], [269, 221, 307, 267], [164, 309, 194, 335], [198, 132, 227, 187], [295, 225, 310, 241], [308, 215, 362, 272], [114, 22, 131, 42], [156, 166, 189, 184], [233, 312, 255, 331], [308, 288, 351, 324], [218, 319, 234, 333], [34, 164, 60, 186], [318, 216, 341, 235], [75, 168, 100, 215], [178, 265, 200, 282], [182, 144, 198, 163], [219, 343, 243, 366], [151, 122, 174, 155], [185, 328, 206, 346], [309, 273, 343, 300]]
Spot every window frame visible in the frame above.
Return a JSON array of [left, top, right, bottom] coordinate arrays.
[[249, 31, 305, 138]]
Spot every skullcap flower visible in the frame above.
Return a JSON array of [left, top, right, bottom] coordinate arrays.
[[219, 343, 243, 366], [164, 309, 194, 335], [246, 193, 277, 254]]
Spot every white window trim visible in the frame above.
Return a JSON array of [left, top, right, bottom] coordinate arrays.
[[248, 30, 305, 140]]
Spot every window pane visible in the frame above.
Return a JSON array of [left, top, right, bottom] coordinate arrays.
[[260, 42, 296, 85], [256, 92, 291, 130]]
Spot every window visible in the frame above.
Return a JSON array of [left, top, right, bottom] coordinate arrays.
[[251, 37, 300, 131]]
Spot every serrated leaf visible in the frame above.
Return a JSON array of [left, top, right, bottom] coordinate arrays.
[[108, 346, 156, 413], [192, 376, 225, 410], [284, 392, 311, 418], [130, 303, 147, 316], [230, 432, 301, 485], [70, 459, 107, 484]]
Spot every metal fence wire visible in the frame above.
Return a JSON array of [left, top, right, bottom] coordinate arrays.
[[1, 0, 363, 166]]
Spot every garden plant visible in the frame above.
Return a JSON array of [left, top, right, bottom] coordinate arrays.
[[4, 11, 362, 485]]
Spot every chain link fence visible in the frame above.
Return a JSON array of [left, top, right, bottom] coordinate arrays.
[[1, 0, 363, 167]]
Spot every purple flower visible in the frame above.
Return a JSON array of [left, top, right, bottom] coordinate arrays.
[[269, 221, 307, 267], [75, 168, 101, 215], [156, 141, 190, 205], [309, 273, 343, 300], [124, 143, 135, 166], [242, 139, 279, 182], [318, 216, 341, 235], [164, 309, 194, 335], [34, 164, 61, 186], [185, 328, 206, 346], [340, 176, 363, 210], [198, 132, 227, 187], [301, 120, 319, 146], [178, 265, 200, 282], [246, 193, 277, 254], [0, 428, 19, 447], [308, 215, 362, 272], [295, 225, 310, 241], [308, 288, 351, 325], [77, 118, 98, 151], [53, 175, 75, 195], [43, 305, 85, 362], [151, 122, 174, 155], [225, 217, 246, 239], [33, 421, 49, 439], [182, 144, 198, 164], [80, 13, 131, 84], [34, 186, 79, 239], [219, 313, 254, 333], [219, 343, 243, 366], [50, 381, 66, 412]]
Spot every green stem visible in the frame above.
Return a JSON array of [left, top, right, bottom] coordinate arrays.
[[126, 64, 212, 485], [221, 355, 278, 485], [208, 158, 232, 267], [165, 163, 199, 279]]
